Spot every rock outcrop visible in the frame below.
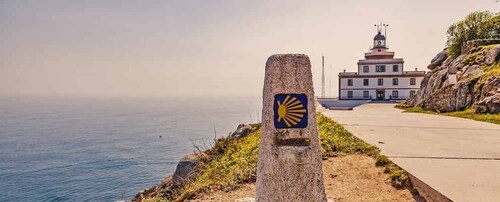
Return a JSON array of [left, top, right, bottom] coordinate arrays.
[[231, 123, 255, 138], [133, 123, 260, 202], [427, 50, 448, 70], [404, 39, 500, 113], [172, 153, 206, 184]]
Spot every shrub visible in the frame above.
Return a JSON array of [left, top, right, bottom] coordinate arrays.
[[446, 11, 500, 58]]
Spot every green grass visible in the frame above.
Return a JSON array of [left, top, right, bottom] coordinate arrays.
[[317, 113, 380, 158], [168, 125, 261, 202], [150, 114, 410, 201], [403, 106, 500, 125], [317, 114, 408, 188], [462, 44, 497, 65]]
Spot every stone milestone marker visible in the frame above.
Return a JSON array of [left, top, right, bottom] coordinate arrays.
[[255, 54, 326, 202]]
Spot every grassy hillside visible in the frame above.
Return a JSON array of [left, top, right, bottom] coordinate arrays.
[[145, 114, 409, 202], [402, 106, 500, 125]]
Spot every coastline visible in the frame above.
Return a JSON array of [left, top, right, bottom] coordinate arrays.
[[134, 112, 421, 202]]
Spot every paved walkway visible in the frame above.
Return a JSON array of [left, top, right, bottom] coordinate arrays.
[[321, 103, 500, 202]]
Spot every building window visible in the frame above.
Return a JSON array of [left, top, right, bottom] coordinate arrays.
[[347, 79, 353, 86], [393, 65, 398, 72], [378, 78, 383, 86], [410, 78, 416, 85], [347, 91, 353, 98], [410, 90, 416, 97], [392, 90, 399, 98], [393, 78, 399, 85], [376, 65, 386, 72], [363, 91, 369, 98], [363, 66, 369, 73], [363, 79, 369, 86]]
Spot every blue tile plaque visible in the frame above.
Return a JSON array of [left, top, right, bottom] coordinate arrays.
[[273, 94, 308, 128]]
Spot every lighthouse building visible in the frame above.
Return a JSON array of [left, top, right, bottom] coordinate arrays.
[[338, 29, 425, 100]]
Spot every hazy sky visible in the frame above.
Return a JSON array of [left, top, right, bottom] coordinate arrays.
[[1, 0, 499, 98]]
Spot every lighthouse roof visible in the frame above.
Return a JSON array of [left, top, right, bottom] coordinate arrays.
[[373, 32, 386, 40]]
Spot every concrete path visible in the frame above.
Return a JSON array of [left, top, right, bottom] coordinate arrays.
[[321, 103, 500, 202]]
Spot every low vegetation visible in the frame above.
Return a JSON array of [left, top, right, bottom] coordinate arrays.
[[446, 11, 500, 58], [477, 63, 500, 85], [462, 44, 497, 65], [317, 114, 409, 188], [150, 124, 261, 202], [145, 115, 411, 202], [402, 106, 500, 125]]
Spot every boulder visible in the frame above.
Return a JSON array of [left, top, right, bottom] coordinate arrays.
[[430, 69, 448, 94], [460, 65, 483, 81], [408, 41, 500, 114], [475, 77, 500, 113], [448, 64, 458, 74], [442, 55, 454, 67], [476, 93, 500, 113], [427, 50, 448, 70], [484, 45, 500, 65], [449, 54, 466, 71], [422, 80, 475, 112], [231, 124, 254, 138], [173, 153, 205, 184], [462, 39, 500, 55]]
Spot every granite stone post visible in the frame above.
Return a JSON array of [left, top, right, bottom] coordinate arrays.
[[255, 54, 326, 202]]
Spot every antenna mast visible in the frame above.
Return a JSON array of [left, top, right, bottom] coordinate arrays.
[[329, 65, 332, 98], [383, 23, 389, 46], [321, 56, 325, 98]]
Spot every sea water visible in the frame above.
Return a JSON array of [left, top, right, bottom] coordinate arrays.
[[0, 95, 261, 201]]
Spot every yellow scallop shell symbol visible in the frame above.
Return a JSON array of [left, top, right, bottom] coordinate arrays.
[[277, 95, 307, 127]]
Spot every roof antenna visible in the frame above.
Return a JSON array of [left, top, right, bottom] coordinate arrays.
[[383, 23, 389, 47], [321, 56, 325, 98]]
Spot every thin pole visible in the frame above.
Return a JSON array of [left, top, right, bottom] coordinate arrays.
[[329, 65, 332, 98], [384, 24, 389, 47], [321, 56, 325, 98]]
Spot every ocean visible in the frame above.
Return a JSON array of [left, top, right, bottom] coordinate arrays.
[[0, 95, 261, 201]]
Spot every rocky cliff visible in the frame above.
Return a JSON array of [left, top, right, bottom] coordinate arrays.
[[403, 39, 500, 113], [133, 123, 260, 202]]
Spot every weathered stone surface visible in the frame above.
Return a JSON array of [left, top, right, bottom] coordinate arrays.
[[427, 50, 448, 70], [430, 69, 448, 94], [449, 54, 466, 71], [476, 93, 500, 113], [462, 39, 500, 55], [256, 54, 326, 202], [422, 80, 475, 112], [460, 65, 483, 81], [231, 124, 254, 138], [404, 40, 500, 114], [173, 153, 205, 184], [475, 77, 500, 113], [485, 45, 500, 65], [442, 55, 454, 67], [448, 65, 458, 74]]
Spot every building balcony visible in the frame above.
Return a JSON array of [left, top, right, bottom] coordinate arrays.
[[364, 51, 395, 59]]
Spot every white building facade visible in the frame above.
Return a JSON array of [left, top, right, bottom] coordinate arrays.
[[339, 30, 425, 101]]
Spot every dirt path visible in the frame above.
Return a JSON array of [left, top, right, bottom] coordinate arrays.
[[188, 154, 416, 202]]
